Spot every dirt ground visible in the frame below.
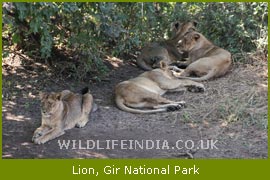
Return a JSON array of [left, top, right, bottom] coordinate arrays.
[[2, 53, 268, 159]]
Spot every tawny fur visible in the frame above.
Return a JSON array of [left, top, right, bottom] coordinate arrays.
[[32, 88, 96, 144], [136, 21, 197, 70], [176, 31, 232, 81], [115, 61, 205, 114]]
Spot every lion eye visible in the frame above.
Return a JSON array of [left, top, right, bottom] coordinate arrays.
[[189, 28, 195, 32]]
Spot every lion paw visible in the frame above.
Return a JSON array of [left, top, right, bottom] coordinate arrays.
[[32, 135, 48, 144], [75, 121, 88, 128], [187, 85, 205, 93], [167, 104, 184, 112], [32, 130, 44, 142], [176, 101, 186, 107]]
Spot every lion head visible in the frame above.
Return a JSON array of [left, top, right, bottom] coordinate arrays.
[[158, 60, 177, 78], [170, 21, 197, 40], [178, 31, 201, 52], [39, 92, 62, 118]]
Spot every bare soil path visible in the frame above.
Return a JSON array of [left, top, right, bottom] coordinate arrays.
[[2, 55, 268, 158]]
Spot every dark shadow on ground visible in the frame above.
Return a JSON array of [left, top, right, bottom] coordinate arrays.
[[2, 55, 268, 159]]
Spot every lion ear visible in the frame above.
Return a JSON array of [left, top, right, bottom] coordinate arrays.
[[193, 33, 200, 40], [159, 61, 168, 70], [192, 21, 198, 27], [174, 22, 180, 30], [54, 93, 62, 101], [171, 21, 180, 31], [39, 92, 47, 100]]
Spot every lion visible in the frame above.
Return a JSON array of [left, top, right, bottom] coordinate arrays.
[[115, 61, 205, 114], [136, 21, 197, 71], [32, 87, 97, 144], [175, 31, 232, 81]]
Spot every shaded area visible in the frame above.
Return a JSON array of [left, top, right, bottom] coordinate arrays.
[[2, 54, 268, 158]]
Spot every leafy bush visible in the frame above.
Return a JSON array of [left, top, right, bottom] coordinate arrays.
[[174, 2, 268, 54], [2, 2, 268, 79]]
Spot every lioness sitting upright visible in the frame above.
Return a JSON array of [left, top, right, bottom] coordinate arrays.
[[136, 21, 197, 70], [32, 87, 97, 144], [115, 61, 205, 114], [176, 31, 232, 81]]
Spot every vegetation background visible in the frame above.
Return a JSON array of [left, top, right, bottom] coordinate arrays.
[[2, 2, 268, 80], [2, 2, 268, 159]]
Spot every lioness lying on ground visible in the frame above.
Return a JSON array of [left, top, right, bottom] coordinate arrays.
[[136, 21, 197, 70], [115, 61, 205, 114], [176, 31, 232, 81], [32, 87, 97, 144]]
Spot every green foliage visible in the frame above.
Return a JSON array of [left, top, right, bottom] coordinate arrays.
[[2, 2, 268, 79], [176, 2, 268, 54]]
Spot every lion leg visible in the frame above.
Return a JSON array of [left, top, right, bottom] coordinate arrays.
[[82, 93, 93, 114], [153, 97, 185, 111], [167, 87, 187, 92], [148, 96, 185, 107], [126, 95, 185, 112], [151, 71, 201, 92], [75, 115, 89, 128], [161, 79, 205, 93], [169, 66, 185, 73], [155, 74, 205, 92], [33, 128, 64, 144], [185, 69, 217, 82], [177, 69, 191, 77], [75, 93, 93, 128], [32, 125, 51, 142], [177, 79, 205, 92]]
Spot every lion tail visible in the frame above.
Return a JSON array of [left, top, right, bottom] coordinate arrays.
[[80, 87, 90, 95]]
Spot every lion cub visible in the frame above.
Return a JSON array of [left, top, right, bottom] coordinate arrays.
[[115, 61, 205, 114], [136, 21, 197, 70], [176, 31, 232, 81], [32, 87, 96, 144]]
